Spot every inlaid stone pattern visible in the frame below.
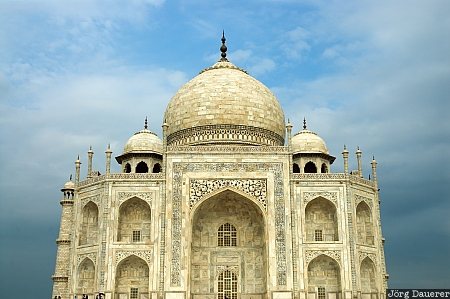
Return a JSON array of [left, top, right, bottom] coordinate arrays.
[[359, 251, 377, 264], [305, 250, 341, 265], [80, 194, 101, 209], [355, 194, 373, 209], [77, 252, 97, 265], [189, 179, 267, 210], [171, 162, 286, 287], [303, 191, 338, 206], [118, 191, 153, 206], [115, 250, 153, 265], [216, 265, 239, 276]]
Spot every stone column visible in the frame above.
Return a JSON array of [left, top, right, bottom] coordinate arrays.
[[105, 144, 112, 175], [286, 119, 293, 147], [75, 156, 81, 183], [87, 146, 94, 178], [356, 147, 363, 178], [52, 183, 75, 299], [342, 145, 349, 174], [371, 156, 378, 187]]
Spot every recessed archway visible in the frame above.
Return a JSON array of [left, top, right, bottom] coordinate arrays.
[[308, 255, 341, 298], [77, 258, 95, 297], [115, 255, 149, 299], [190, 190, 267, 299]]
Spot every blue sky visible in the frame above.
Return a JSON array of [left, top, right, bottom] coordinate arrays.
[[1, 0, 450, 297]]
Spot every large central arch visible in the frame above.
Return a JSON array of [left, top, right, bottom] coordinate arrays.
[[190, 189, 267, 299]]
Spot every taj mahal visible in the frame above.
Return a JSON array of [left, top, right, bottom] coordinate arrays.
[[51, 34, 388, 299]]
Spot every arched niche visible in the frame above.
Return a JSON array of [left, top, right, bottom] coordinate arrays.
[[304, 161, 317, 173], [356, 201, 374, 245], [293, 163, 300, 173], [307, 255, 341, 297], [79, 201, 99, 246], [152, 163, 161, 173], [117, 198, 151, 243], [124, 163, 131, 173], [305, 197, 338, 242], [136, 161, 149, 173], [77, 258, 95, 296], [115, 255, 149, 298], [190, 190, 267, 298], [360, 257, 377, 294]]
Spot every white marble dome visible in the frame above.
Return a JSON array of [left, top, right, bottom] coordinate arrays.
[[163, 60, 286, 146], [291, 128, 329, 155], [123, 128, 163, 154]]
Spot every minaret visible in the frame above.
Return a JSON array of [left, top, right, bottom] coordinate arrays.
[[342, 145, 349, 174], [371, 156, 378, 187], [87, 146, 94, 178], [356, 146, 363, 178], [105, 144, 112, 175], [286, 119, 293, 146], [75, 155, 81, 183], [51, 178, 75, 299]]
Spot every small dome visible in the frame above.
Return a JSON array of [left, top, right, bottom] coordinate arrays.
[[63, 180, 75, 190], [123, 128, 163, 154], [291, 128, 329, 155], [163, 59, 285, 146]]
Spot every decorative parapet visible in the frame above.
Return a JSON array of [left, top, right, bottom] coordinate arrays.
[[167, 145, 289, 153], [292, 173, 376, 188], [189, 179, 267, 210], [166, 124, 285, 147], [77, 173, 164, 188]]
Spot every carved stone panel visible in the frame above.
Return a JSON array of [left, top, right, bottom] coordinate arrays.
[[305, 250, 341, 265], [303, 191, 338, 206], [189, 179, 267, 210]]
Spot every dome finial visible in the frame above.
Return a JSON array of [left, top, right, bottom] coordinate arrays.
[[144, 116, 148, 130], [303, 117, 307, 130], [220, 30, 228, 61]]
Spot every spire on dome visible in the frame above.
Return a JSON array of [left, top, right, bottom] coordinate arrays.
[[303, 117, 307, 130], [220, 30, 228, 61], [144, 117, 148, 130]]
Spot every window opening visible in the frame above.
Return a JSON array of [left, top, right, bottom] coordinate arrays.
[[125, 163, 131, 173], [218, 223, 237, 247], [132, 230, 141, 242], [218, 270, 238, 299], [321, 163, 328, 173], [304, 161, 317, 173], [136, 161, 148, 173], [318, 287, 326, 299], [293, 163, 300, 173], [130, 287, 138, 299], [315, 230, 323, 241], [152, 163, 161, 173]]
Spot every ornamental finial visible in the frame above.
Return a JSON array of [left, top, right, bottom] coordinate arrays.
[[303, 117, 307, 130], [220, 30, 228, 61], [144, 116, 148, 130]]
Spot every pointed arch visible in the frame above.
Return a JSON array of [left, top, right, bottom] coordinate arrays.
[[190, 190, 267, 297], [136, 161, 148, 173], [356, 201, 374, 245], [79, 201, 99, 246], [152, 163, 161, 173], [293, 163, 300, 173], [117, 197, 151, 243], [115, 255, 149, 299], [305, 197, 338, 241], [304, 161, 317, 173], [124, 163, 131, 173], [77, 257, 95, 296], [360, 257, 377, 294], [307, 255, 341, 297]]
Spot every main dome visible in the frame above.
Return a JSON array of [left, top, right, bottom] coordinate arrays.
[[164, 59, 286, 146]]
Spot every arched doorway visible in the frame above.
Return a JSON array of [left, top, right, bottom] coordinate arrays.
[[308, 255, 341, 299], [360, 257, 378, 298], [77, 258, 95, 297], [190, 190, 267, 299], [115, 255, 149, 299]]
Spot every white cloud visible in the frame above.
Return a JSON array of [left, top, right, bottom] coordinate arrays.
[[249, 58, 276, 76], [280, 26, 311, 60]]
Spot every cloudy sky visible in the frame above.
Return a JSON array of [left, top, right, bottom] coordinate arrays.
[[1, 0, 449, 297]]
